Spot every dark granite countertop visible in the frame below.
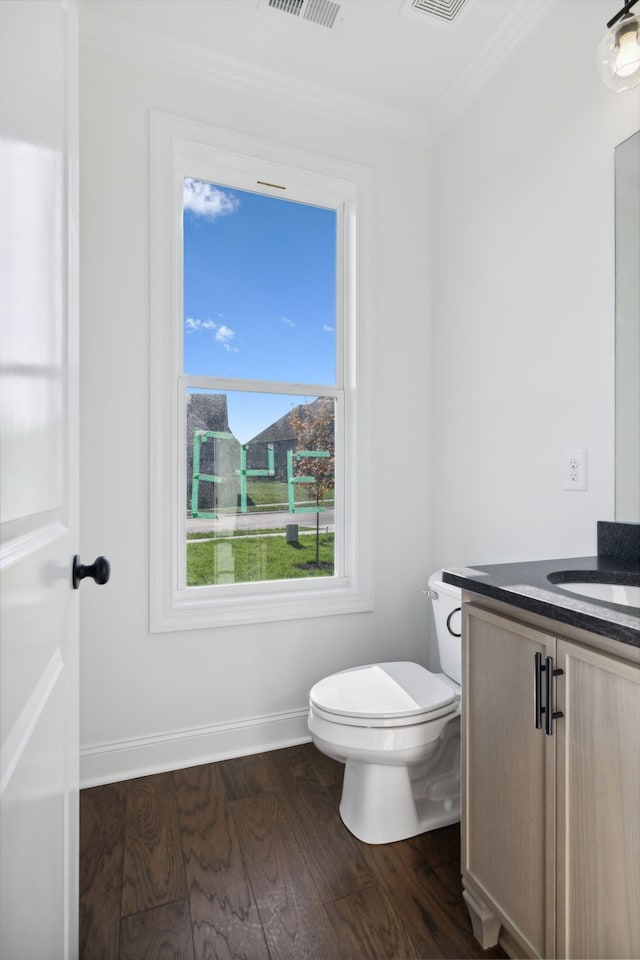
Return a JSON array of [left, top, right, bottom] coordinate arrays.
[[442, 555, 640, 648]]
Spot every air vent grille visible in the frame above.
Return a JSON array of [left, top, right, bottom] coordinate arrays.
[[267, 0, 341, 29], [403, 0, 468, 23]]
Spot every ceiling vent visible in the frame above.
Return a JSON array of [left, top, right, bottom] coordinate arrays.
[[262, 0, 342, 29], [401, 0, 468, 25]]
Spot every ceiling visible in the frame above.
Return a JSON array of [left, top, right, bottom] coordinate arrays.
[[79, 0, 558, 136]]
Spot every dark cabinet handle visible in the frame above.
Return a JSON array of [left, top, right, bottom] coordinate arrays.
[[534, 652, 544, 729], [544, 655, 564, 736], [72, 555, 110, 589], [534, 653, 564, 734]]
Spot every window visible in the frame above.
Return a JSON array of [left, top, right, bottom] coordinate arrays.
[[150, 113, 373, 629], [183, 180, 338, 586]]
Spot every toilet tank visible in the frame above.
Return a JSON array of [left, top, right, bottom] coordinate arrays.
[[428, 571, 462, 685]]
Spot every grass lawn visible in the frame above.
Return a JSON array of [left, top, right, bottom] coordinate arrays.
[[187, 531, 334, 585]]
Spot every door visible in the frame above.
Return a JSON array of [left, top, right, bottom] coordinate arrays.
[[462, 604, 556, 959], [556, 640, 640, 960], [0, 2, 80, 958]]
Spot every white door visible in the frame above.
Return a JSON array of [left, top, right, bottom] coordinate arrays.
[[0, 2, 80, 958]]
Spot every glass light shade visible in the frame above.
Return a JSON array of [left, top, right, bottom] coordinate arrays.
[[597, 13, 640, 91]]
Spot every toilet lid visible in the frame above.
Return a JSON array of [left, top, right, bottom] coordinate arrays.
[[309, 661, 456, 724]]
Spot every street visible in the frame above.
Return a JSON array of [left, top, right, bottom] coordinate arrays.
[[187, 508, 335, 536]]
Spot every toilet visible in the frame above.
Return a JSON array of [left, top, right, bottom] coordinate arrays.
[[308, 572, 462, 844]]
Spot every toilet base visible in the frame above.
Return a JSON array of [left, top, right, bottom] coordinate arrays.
[[338, 717, 460, 844]]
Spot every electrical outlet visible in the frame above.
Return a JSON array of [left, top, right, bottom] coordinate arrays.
[[563, 448, 588, 491]]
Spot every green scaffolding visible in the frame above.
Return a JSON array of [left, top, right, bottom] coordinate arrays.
[[191, 430, 234, 519], [287, 449, 330, 514], [191, 430, 275, 519], [236, 441, 275, 513]]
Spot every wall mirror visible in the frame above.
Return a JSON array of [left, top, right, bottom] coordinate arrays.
[[614, 130, 640, 522]]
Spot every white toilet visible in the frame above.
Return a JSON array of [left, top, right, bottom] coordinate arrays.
[[308, 572, 462, 844]]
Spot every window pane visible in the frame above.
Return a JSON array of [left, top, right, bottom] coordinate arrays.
[[183, 179, 337, 384], [185, 389, 336, 586]]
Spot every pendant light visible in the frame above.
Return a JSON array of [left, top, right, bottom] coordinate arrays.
[[598, 0, 640, 91]]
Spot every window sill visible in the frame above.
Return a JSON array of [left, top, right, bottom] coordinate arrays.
[[150, 575, 374, 632]]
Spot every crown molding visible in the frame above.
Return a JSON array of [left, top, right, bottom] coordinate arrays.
[[79, 9, 431, 146], [79, 1, 558, 149], [430, 0, 559, 140]]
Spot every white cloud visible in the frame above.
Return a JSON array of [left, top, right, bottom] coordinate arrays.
[[185, 317, 217, 330], [323, 324, 335, 332], [281, 316, 296, 328], [184, 317, 238, 352], [183, 178, 240, 220], [215, 324, 239, 353]]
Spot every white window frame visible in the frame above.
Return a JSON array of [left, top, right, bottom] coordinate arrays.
[[149, 112, 373, 630]]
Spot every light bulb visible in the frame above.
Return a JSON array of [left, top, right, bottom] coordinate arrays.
[[615, 21, 640, 76], [597, 12, 640, 91]]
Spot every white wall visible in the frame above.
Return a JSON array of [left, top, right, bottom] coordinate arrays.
[[78, 22, 433, 783], [430, 0, 640, 570], [79, 1, 639, 785]]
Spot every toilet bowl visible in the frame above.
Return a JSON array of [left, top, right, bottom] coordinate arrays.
[[307, 573, 462, 844]]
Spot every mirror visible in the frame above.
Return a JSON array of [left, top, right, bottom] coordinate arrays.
[[615, 131, 640, 522]]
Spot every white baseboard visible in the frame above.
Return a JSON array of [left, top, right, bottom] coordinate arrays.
[[80, 707, 311, 788]]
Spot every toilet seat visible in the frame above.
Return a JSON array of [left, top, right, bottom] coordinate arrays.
[[309, 661, 458, 728]]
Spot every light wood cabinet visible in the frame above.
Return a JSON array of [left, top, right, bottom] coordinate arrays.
[[461, 602, 640, 960]]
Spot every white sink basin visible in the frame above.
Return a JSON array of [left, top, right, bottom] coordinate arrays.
[[556, 581, 640, 608]]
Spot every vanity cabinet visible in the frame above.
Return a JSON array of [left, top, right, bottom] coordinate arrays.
[[461, 602, 640, 960]]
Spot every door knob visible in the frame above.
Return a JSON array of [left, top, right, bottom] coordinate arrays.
[[72, 555, 110, 589]]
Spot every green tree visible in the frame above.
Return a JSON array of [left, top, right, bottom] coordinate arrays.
[[290, 398, 335, 567]]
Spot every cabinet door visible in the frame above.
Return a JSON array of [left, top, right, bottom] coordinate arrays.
[[463, 604, 556, 959], [556, 640, 640, 960]]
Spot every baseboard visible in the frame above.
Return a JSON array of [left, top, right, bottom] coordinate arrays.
[[80, 707, 311, 787]]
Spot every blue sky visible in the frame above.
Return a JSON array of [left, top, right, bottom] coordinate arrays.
[[183, 178, 336, 443]]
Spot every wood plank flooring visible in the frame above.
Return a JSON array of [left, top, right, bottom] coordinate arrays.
[[80, 742, 506, 960]]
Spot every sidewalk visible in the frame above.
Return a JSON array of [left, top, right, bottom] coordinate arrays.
[[187, 508, 335, 535]]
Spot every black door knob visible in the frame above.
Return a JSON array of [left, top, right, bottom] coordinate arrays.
[[72, 555, 110, 589]]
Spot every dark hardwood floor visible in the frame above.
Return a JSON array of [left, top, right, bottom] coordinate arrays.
[[80, 742, 506, 960]]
